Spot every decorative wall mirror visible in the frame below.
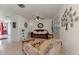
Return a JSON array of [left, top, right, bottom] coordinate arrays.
[[37, 23, 44, 28]]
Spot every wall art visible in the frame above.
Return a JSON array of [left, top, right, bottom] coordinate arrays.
[[75, 16, 79, 21], [13, 22, 16, 28], [73, 11, 76, 16], [61, 7, 79, 31], [69, 7, 72, 12]]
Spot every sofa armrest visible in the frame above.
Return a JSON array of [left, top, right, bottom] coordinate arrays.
[[23, 43, 40, 55]]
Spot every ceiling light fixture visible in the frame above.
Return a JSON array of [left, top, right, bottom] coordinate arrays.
[[36, 16, 45, 20]]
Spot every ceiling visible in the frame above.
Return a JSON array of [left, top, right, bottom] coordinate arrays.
[[0, 4, 63, 19]]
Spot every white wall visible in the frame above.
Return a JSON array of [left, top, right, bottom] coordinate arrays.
[[30, 19, 53, 34], [53, 16, 60, 39], [58, 4, 79, 54], [16, 15, 30, 41], [10, 15, 30, 41], [10, 16, 53, 42], [0, 14, 30, 42]]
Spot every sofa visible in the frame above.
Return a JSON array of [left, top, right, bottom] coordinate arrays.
[[22, 38, 64, 55]]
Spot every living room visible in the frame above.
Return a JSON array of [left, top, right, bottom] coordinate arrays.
[[0, 4, 79, 55]]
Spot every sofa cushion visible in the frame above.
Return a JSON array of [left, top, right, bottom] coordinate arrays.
[[23, 43, 39, 55], [39, 39, 53, 54]]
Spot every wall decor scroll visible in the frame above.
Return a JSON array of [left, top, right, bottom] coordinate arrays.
[[37, 23, 44, 28], [61, 7, 79, 31]]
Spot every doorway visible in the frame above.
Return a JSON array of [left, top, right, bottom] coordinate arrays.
[[0, 17, 11, 46]]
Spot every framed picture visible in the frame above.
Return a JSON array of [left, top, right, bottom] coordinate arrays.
[[13, 22, 16, 28]]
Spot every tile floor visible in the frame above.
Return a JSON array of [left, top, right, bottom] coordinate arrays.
[[0, 40, 24, 55]]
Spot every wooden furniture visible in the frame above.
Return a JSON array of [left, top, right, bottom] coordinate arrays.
[[31, 29, 49, 39]]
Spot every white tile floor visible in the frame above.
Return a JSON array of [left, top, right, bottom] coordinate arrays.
[[0, 40, 24, 55]]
